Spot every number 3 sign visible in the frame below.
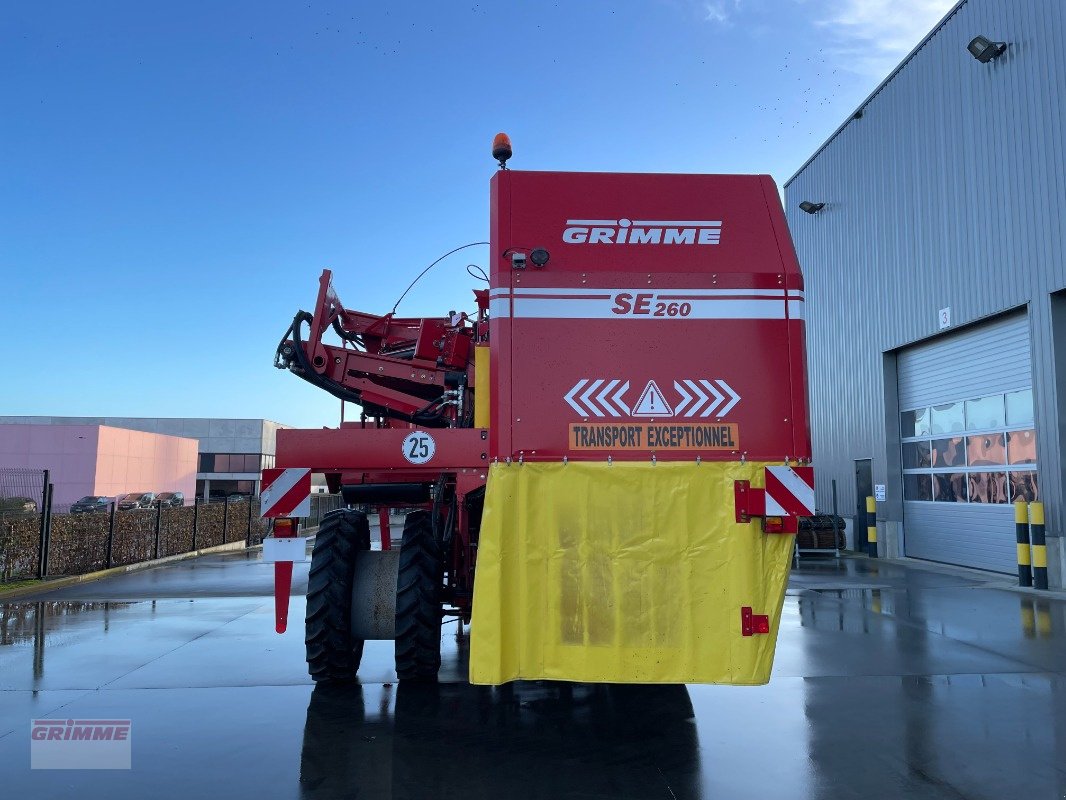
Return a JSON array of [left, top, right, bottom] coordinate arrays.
[[402, 431, 436, 465]]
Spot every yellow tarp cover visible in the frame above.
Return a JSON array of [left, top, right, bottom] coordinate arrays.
[[469, 461, 793, 685]]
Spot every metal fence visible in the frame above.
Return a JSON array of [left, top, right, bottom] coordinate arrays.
[[0, 468, 48, 579], [0, 487, 349, 584], [0, 468, 46, 512], [304, 493, 346, 530]]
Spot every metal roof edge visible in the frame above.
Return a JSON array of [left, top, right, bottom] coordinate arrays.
[[784, 0, 970, 189]]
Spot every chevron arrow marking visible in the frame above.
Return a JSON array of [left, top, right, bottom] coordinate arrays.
[[596, 379, 623, 416], [566, 377, 738, 420], [717, 380, 741, 417], [673, 381, 693, 416], [564, 379, 589, 415], [581, 379, 606, 417], [682, 379, 707, 417], [698, 380, 725, 418]]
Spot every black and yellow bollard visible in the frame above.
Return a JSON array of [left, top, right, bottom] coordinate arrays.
[[866, 496, 878, 558], [1030, 501, 1048, 591], [1015, 500, 1032, 587]]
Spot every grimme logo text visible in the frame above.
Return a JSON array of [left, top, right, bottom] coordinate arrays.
[[562, 218, 722, 245], [31, 719, 131, 741]]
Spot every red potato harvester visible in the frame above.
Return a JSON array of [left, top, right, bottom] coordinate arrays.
[[262, 135, 814, 685]]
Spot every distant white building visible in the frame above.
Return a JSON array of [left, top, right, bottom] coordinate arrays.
[[0, 417, 291, 499]]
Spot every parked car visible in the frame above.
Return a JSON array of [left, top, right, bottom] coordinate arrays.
[[117, 492, 155, 511], [155, 492, 184, 508], [71, 496, 111, 514]]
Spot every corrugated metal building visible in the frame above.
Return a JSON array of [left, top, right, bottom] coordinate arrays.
[[784, 0, 1066, 584]]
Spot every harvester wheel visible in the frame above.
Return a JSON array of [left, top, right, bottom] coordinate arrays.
[[395, 510, 442, 681], [306, 509, 370, 683]]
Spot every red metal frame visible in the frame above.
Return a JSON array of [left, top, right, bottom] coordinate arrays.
[[269, 168, 814, 622]]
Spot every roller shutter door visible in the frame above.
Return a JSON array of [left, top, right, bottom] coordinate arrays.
[[897, 313, 1035, 573]]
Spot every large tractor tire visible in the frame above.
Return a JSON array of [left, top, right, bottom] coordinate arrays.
[[394, 510, 443, 681], [305, 509, 370, 683]]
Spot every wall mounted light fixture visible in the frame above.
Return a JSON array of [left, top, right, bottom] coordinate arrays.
[[967, 35, 1008, 63]]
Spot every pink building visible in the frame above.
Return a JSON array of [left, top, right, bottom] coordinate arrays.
[[0, 424, 198, 506]]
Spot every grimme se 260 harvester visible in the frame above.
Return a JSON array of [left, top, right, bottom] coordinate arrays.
[[262, 135, 814, 685]]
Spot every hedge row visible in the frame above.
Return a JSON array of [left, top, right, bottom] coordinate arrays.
[[0, 500, 272, 581]]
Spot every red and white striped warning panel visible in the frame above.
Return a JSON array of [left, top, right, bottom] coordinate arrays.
[[764, 466, 815, 517], [260, 468, 312, 518]]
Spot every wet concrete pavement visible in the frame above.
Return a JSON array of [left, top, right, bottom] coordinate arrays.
[[2, 550, 1066, 799]]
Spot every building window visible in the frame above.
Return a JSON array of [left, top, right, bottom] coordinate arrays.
[[929, 402, 965, 435], [198, 453, 267, 474], [900, 389, 1036, 503], [204, 479, 259, 499], [901, 407, 931, 438], [902, 441, 931, 469]]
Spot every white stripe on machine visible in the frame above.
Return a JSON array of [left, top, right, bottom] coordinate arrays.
[[489, 287, 804, 299], [505, 298, 802, 320]]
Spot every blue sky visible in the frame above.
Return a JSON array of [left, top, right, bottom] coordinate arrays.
[[2, 0, 955, 428]]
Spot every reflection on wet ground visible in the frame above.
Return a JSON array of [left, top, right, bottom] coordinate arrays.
[[299, 682, 700, 799], [2, 553, 1066, 799], [1, 601, 134, 646]]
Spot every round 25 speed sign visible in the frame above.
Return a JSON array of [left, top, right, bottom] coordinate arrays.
[[402, 431, 436, 465]]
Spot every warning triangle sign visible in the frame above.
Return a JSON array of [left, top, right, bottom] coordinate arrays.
[[631, 380, 673, 417]]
